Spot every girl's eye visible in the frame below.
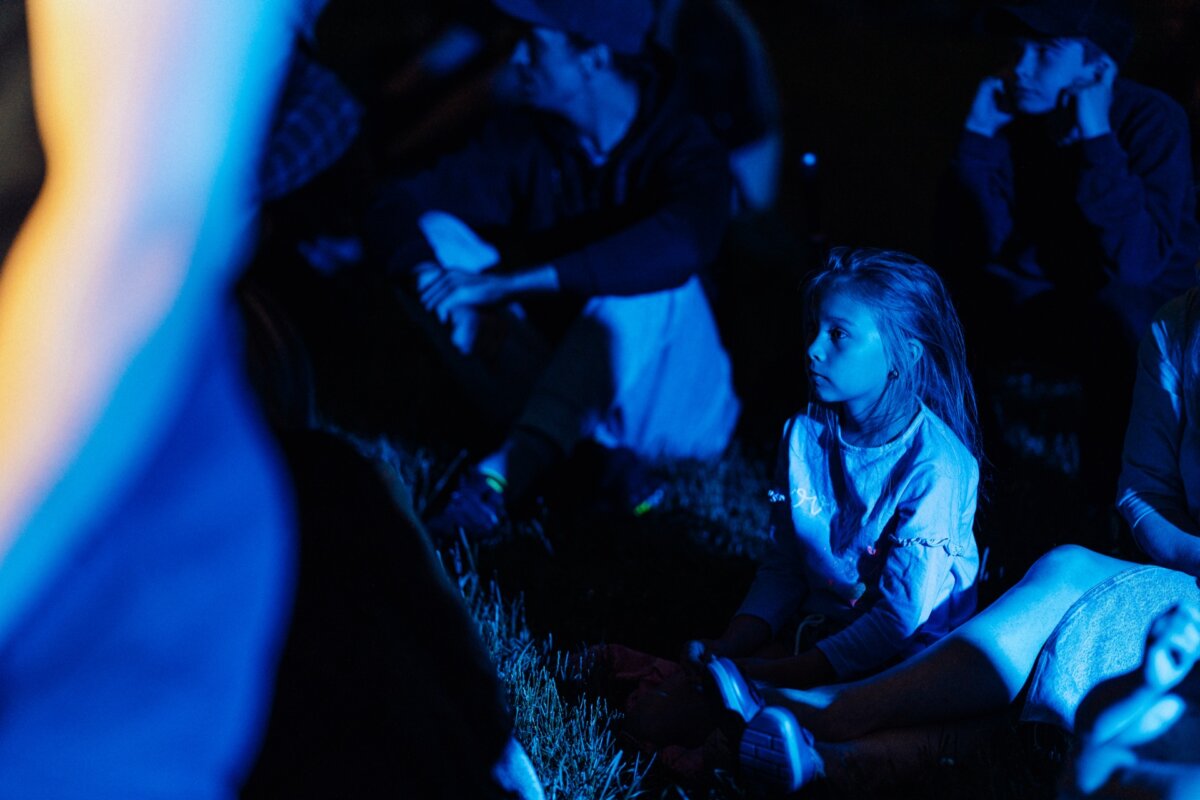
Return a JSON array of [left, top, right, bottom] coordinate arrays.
[[829, 328, 846, 342]]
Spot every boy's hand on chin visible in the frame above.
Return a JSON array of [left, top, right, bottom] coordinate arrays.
[[1064, 58, 1116, 140]]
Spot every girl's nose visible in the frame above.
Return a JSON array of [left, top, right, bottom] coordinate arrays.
[[807, 336, 824, 362]]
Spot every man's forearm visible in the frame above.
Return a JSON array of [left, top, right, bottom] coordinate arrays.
[[504, 264, 559, 295], [1132, 511, 1200, 577]]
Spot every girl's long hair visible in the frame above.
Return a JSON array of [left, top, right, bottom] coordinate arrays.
[[802, 247, 982, 461]]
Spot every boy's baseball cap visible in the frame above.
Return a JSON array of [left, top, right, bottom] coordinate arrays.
[[986, 0, 1135, 63], [491, 0, 655, 55]]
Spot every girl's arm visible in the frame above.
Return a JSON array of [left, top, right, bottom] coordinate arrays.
[[687, 426, 808, 666], [721, 429, 811, 655], [0, 0, 292, 639], [1117, 293, 1200, 575], [736, 646, 835, 688], [816, 462, 979, 681]]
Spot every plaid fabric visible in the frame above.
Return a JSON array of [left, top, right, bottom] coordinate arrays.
[[257, 50, 362, 202]]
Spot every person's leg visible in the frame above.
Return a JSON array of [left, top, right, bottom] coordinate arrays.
[[517, 278, 737, 462], [484, 276, 739, 500], [764, 546, 1134, 742]]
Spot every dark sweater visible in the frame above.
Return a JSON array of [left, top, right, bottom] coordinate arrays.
[[943, 78, 1200, 296], [367, 65, 732, 298]]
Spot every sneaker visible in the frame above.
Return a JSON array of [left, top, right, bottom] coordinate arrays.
[[425, 468, 510, 546], [739, 706, 820, 795], [707, 656, 764, 724]]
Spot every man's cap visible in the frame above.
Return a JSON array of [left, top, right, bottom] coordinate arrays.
[[985, 0, 1135, 63], [492, 0, 655, 55]]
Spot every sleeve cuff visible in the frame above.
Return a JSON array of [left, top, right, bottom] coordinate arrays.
[[735, 597, 788, 636], [551, 251, 597, 296], [814, 637, 856, 680], [957, 130, 1010, 161], [1079, 132, 1125, 168]]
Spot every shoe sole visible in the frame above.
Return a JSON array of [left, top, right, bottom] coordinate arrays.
[[707, 657, 762, 723], [740, 707, 813, 794]]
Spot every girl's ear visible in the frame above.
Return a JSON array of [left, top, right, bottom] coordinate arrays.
[[906, 338, 924, 367]]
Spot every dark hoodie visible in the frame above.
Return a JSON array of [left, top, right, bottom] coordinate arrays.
[[942, 78, 1200, 299], [367, 59, 732, 298]]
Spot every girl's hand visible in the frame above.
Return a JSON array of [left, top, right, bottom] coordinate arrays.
[[682, 615, 773, 673]]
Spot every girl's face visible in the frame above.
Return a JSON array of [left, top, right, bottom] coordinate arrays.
[[807, 289, 893, 427]]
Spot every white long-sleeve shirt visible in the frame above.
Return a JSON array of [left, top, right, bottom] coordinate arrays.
[[738, 404, 980, 679]]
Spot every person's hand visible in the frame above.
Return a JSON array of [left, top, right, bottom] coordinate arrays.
[[965, 76, 1014, 137], [418, 266, 513, 321], [1144, 602, 1200, 691], [1063, 57, 1115, 140], [1071, 740, 1139, 796], [413, 260, 442, 292], [680, 639, 718, 674]]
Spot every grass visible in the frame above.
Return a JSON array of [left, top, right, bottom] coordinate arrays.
[[452, 543, 653, 800], [353, 426, 1075, 799]]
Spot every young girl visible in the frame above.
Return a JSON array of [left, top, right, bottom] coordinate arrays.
[[691, 247, 982, 688], [693, 286, 1200, 797]]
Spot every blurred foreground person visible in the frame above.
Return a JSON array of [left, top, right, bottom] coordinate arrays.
[[0, 0, 296, 795], [0, 1, 543, 797]]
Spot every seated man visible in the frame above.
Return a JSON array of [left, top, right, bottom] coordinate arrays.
[[938, 0, 1200, 499], [368, 0, 740, 540]]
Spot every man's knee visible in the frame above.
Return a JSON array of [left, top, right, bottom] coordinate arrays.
[[1024, 545, 1111, 592]]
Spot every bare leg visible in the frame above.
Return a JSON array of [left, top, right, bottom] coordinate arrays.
[[763, 546, 1133, 741]]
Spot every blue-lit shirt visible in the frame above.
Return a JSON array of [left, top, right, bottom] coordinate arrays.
[[738, 404, 980, 680]]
